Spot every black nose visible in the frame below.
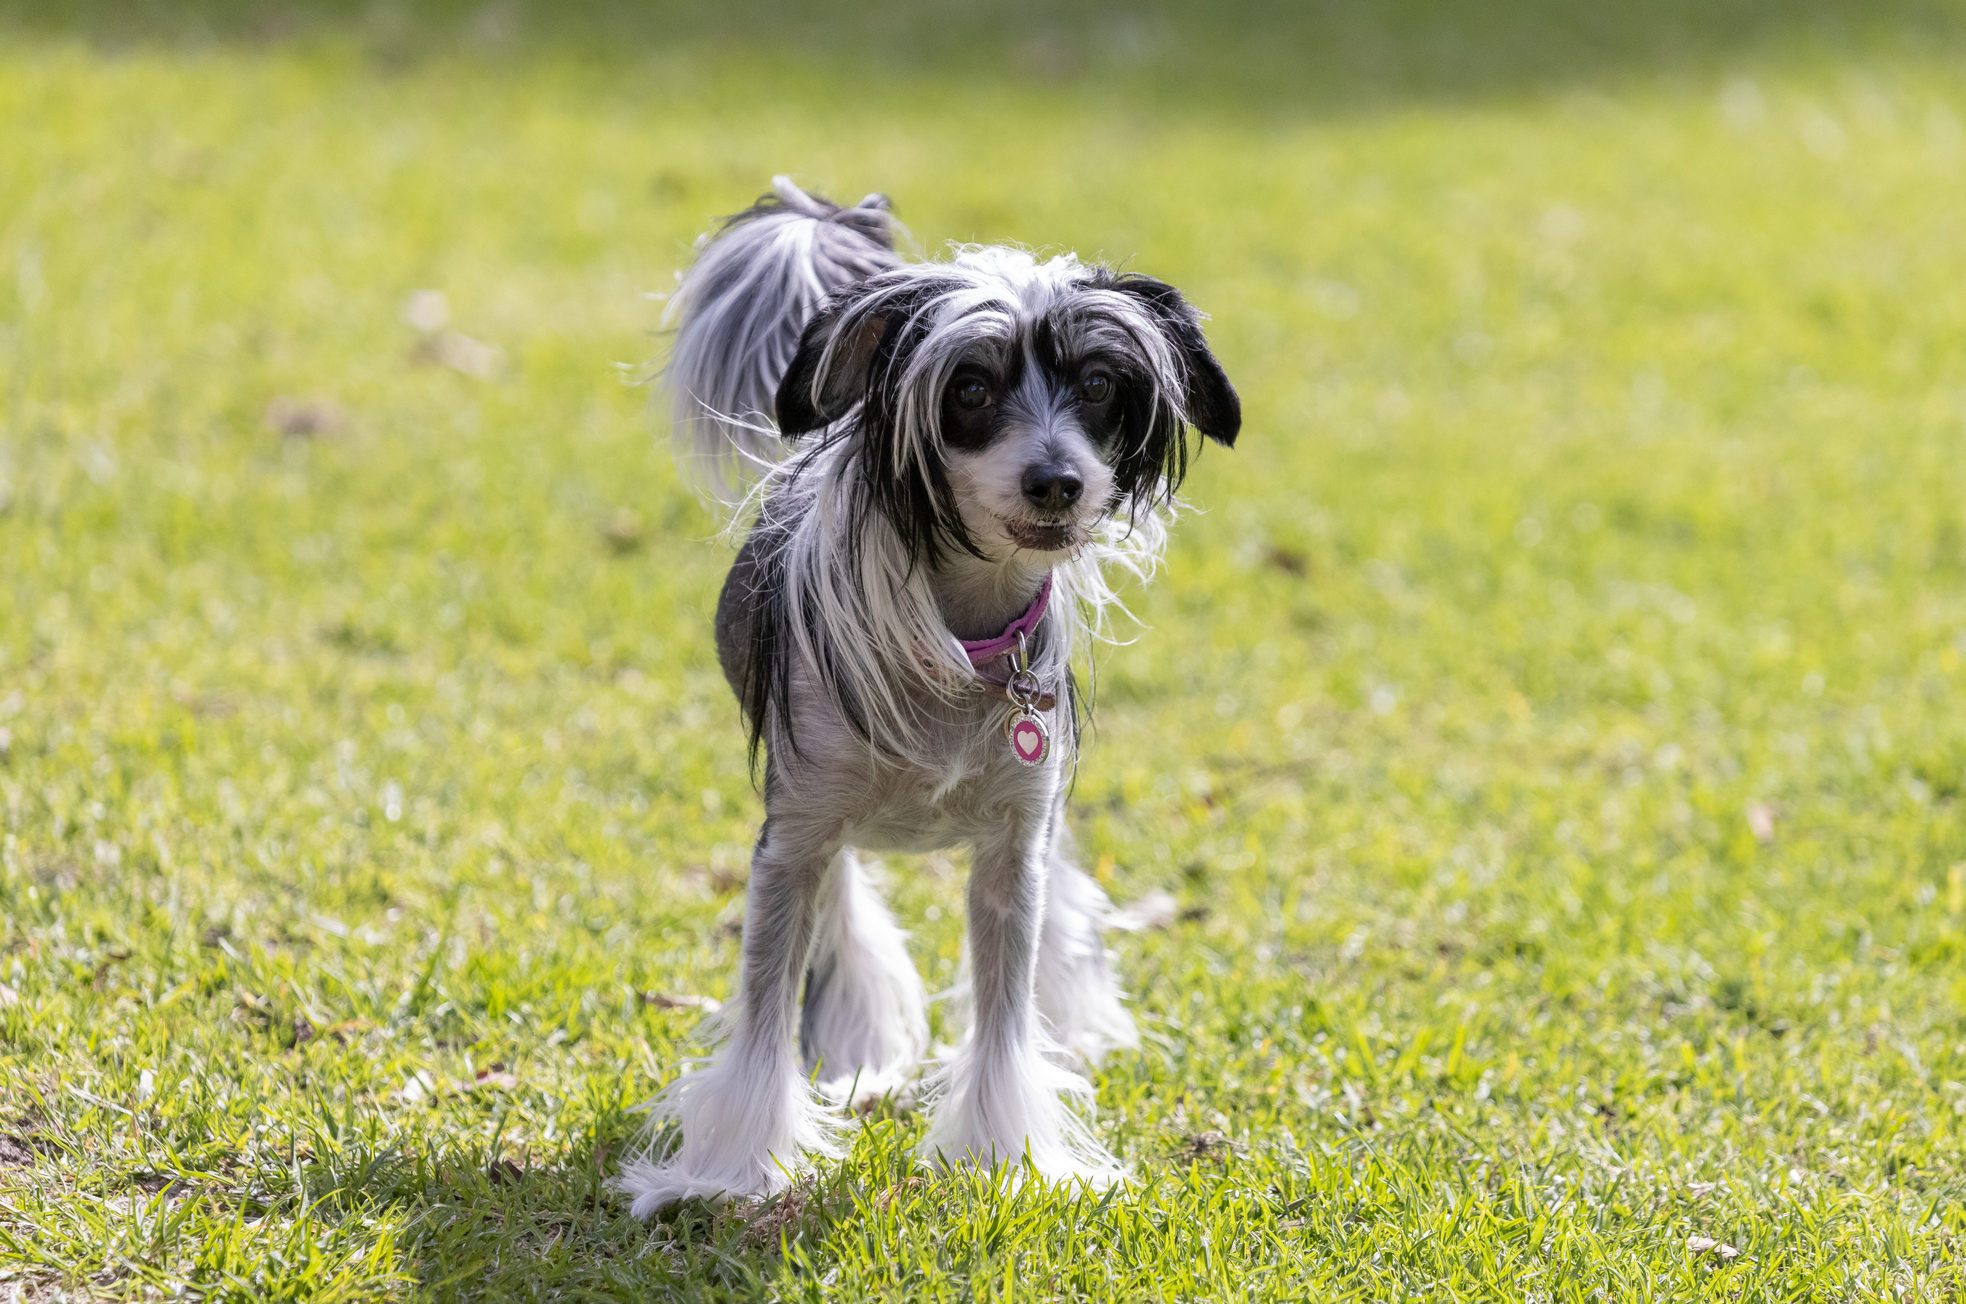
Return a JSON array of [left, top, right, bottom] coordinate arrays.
[[1020, 464, 1084, 511]]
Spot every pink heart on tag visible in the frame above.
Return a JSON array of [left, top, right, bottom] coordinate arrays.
[[1010, 717, 1047, 765]]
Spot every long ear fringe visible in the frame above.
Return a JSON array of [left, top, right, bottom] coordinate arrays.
[[1105, 273, 1242, 447]]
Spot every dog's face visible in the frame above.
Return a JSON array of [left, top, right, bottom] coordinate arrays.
[[935, 325, 1123, 559], [774, 249, 1240, 565]]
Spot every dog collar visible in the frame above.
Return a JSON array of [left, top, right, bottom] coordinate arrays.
[[957, 573, 1053, 668], [957, 575, 1058, 766]]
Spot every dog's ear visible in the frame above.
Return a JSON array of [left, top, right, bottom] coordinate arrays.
[[774, 298, 890, 437], [1110, 275, 1241, 447]]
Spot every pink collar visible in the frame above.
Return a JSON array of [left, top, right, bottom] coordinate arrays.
[[958, 574, 1053, 666]]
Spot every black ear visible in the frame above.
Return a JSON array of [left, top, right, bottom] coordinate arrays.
[[1111, 275, 1241, 446], [774, 300, 889, 436]]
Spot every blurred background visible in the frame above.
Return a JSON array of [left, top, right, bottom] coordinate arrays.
[[5, 1, 1966, 1296]]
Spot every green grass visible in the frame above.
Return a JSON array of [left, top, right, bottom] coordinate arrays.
[[6, 1, 1966, 1297]]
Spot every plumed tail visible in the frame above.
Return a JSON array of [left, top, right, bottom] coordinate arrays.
[[664, 176, 900, 502]]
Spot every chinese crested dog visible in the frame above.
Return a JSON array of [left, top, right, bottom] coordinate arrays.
[[619, 178, 1239, 1212]]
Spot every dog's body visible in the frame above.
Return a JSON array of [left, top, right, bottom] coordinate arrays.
[[620, 179, 1238, 1213]]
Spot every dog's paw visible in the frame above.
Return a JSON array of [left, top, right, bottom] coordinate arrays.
[[915, 1048, 1125, 1190], [918, 1139, 1126, 1191], [613, 1155, 790, 1217]]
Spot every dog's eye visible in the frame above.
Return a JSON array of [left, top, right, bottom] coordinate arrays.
[[953, 376, 992, 410], [1081, 370, 1114, 404]]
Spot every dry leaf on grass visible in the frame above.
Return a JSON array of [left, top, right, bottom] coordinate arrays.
[[599, 509, 646, 554], [1264, 544, 1310, 576], [411, 331, 503, 379], [641, 992, 723, 1013], [465, 1069, 519, 1093], [1688, 1235, 1742, 1260], [744, 1184, 814, 1245], [1177, 1129, 1244, 1162], [266, 396, 347, 438], [398, 1067, 518, 1103], [402, 288, 450, 333]]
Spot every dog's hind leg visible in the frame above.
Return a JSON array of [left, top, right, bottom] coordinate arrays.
[[617, 818, 841, 1213], [1035, 819, 1139, 1066], [801, 848, 929, 1109]]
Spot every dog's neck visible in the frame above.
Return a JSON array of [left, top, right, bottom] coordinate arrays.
[[931, 552, 1052, 644]]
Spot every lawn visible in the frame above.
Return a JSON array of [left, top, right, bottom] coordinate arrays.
[[5, 1, 1966, 1298]]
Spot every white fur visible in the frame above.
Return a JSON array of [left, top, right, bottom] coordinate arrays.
[[621, 179, 1231, 1211], [942, 821, 1141, 1067], [666, 176, 899, 499], [1035, 825, 1140, 1064], [741, 250, 1182, 772], [914, 797, 1125, 1184], [803, 850, 929, 1107], [916, 1032, 1122, 1185], [616, 1032, 841, 1214]]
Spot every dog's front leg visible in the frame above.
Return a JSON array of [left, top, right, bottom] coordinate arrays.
[[618, 818, 842, 1212], [919, 811, 1124, 1186]]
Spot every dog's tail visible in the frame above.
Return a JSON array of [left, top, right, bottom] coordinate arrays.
[[664, 176, 900, 501]]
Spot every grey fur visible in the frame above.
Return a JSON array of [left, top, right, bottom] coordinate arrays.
[[619, 180, 1238, 1213]]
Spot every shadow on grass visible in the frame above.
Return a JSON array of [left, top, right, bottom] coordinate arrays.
[[337, 1108, 916, 1300], [314, 1124, 747, 1298], [6, 0, 1965, 120]]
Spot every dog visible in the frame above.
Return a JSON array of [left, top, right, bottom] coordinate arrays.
[[618, 177, 1239, 1213]]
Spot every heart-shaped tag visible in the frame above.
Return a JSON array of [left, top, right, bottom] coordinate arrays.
[[1007, 711, 1050, 766]]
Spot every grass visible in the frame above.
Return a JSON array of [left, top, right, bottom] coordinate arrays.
[[5, 1, 1966, 1297]]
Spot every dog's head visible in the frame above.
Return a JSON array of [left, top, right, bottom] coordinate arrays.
[[773, 248, 1239, 564]]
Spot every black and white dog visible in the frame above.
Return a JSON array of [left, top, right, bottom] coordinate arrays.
[[620, 178, 1239, 1212]]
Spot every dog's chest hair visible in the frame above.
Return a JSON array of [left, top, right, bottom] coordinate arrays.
[[715, 509, 1071, 852], [775, 662, 1064, 854]]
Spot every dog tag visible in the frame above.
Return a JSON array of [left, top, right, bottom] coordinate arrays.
[[999, 634, 1051, 766], [1006, 707, 1050, 766]]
